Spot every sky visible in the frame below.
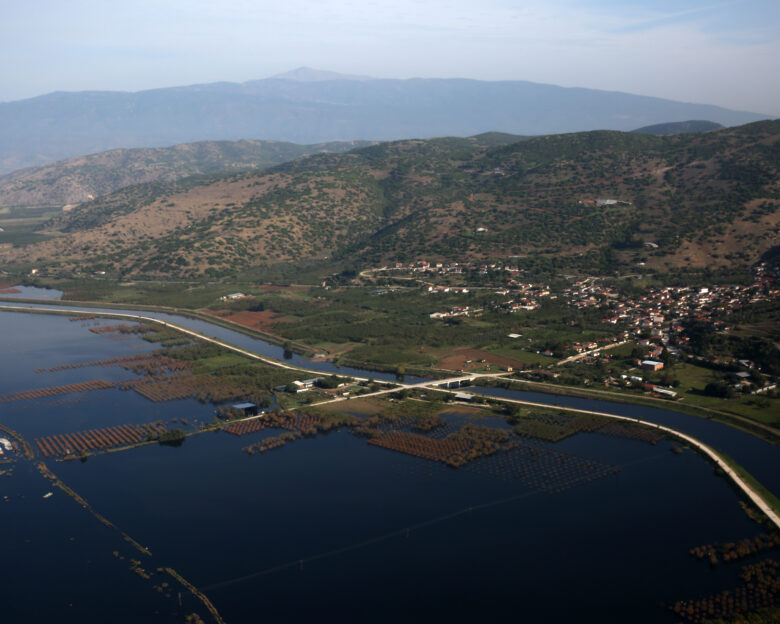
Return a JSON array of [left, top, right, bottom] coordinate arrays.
[[2, 0, 779, 114]]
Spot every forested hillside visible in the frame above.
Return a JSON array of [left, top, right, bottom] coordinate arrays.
[[2, 121, 777, 279]]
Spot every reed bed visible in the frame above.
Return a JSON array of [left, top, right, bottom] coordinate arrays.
[[689, 533, 780, 565], [35, 353, 162, 373], [126, 375, 245, 403], [222, 418, 270, 436], [231, 412, 345, 456], [0, 380, 116, 403], [223, 412, 328, 437], [596, 421, 667, 445], [671, 559, 778, 622], [512, 412, 611, 442], [35, 422, 168, 457], [89, 324, 138, 334], [368, 425, 511, 468], [243, 432, 300, 455]]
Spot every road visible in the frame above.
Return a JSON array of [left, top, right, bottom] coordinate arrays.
[[556, 340, 629, 365]]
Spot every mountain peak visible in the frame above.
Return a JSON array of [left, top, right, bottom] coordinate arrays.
[[269, 67, 373, 82]]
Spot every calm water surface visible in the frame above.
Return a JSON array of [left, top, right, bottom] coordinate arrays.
[[0, 310, 777, 623], [0, 284, 63, 299]]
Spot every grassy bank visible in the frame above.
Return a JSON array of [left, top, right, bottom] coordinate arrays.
[[715, 453, 780, 524], [476, 377, 780, 445]]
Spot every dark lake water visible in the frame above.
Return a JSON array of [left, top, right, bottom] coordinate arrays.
[[1, 310, 777, 623], [469, 386, 780, 499]]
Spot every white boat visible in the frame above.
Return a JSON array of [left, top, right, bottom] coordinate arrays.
[[43, 492, 53, 499]]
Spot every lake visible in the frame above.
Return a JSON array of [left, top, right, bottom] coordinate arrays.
[[0, 310, 777, 623]]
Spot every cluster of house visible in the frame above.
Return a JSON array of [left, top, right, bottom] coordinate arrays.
[[492, 282, 551, 313], [563, 277, 619, 309], [426, 279, 554, 317], [425, 286, 470, 294], [388, 260, 464, 275], [566, 341, 601, 354], [426, 282, 551, 318], [600, 267, 777, 330], [383, 259, 529, 277], [220, 292, 249, 302], [429, 306, 482, 319], [491, 297, 540, 313], [558, 265, 779, 395], [603, 373, 678, 399]]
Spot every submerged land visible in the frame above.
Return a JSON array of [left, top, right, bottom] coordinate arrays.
[[0, 303, 778, 623]]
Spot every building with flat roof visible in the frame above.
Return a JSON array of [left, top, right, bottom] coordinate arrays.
[[232, 402, 258, 416]]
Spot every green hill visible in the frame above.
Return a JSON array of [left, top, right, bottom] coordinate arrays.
[[0, 138, 374, 209], [2, 121, 778, 279]]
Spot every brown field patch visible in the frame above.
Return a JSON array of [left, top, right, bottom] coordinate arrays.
[[312, 397, 387, 417], [204, 308, 286, 332], [437, 347, 526, 372], [0, 286, 21, 294]]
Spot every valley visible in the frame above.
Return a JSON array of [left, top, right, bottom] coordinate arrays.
[[0, 120, 778, 624]]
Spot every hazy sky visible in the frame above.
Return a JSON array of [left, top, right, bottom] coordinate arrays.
[[2, 0, 779, 114]]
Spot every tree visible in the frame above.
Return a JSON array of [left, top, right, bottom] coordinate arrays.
[[704, 381, 734, 399], [505, 403, 523, 424], [158, 428, 186, 447], [316, 375, 346, 389]]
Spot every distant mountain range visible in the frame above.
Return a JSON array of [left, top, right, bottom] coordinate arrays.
[[631, 120, 724, 135], [5, 120, 777, 279], [0, 68, 771, 174]]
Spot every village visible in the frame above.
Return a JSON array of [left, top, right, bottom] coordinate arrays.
[[362, 259, 779, 401], [367, 259, 775, 328]]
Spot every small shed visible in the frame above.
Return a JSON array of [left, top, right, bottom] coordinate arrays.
[[454, 392, 474, 401], [291, 378, 321, 392], [232, 402, 258, 416]]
